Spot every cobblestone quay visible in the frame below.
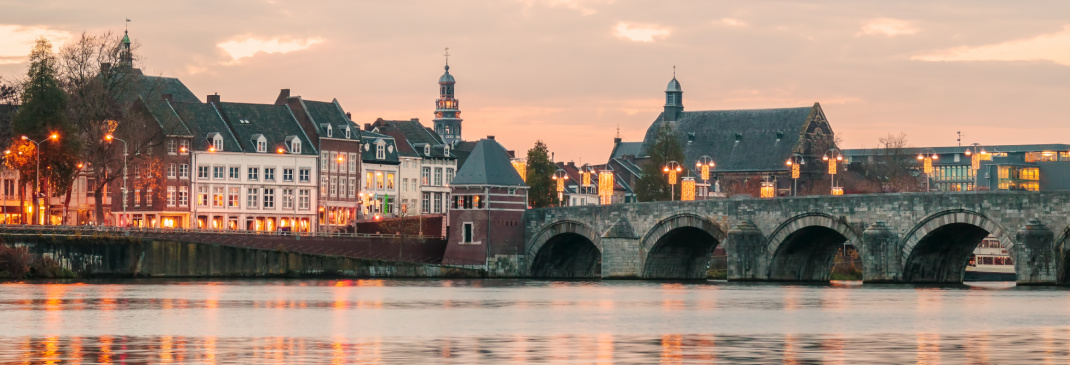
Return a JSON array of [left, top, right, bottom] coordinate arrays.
[[520, 191, 1070, 284]]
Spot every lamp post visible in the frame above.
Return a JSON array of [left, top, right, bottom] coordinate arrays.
[[785, 153, 805, 196], [822, 148, 843, 196], [104, 134, 127, 226], [964, 143, 988, 191], [1, 150, 9, 224], [695, 155, 715, 200], [916, 148, 938, 192], [663, 161, 682, 201], [551, 169, 568, 207], [22, 133, 59, 225]]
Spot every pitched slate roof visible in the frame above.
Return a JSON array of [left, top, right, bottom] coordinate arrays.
[[302, 99, 359, 141], [170, 101, 242, 151], [360, 130, 402, 165], [124, 75, 200, 105], [608, 141, 643, 161], [211, 102, 317, 155], [451, 138, 526, 186], [373, 119, 456, 160], [137, 97, 192, 137], [451, 140, 479, 168], [843, 144, 1070, 157], [640, 104, 821, 173]]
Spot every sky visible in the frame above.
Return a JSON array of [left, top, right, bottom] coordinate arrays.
[[2, 0, 1070, 163]]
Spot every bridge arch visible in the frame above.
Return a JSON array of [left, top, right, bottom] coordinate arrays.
[[527, 220, 602, 278], [639, 214, 726, 279], [765, 212, 865, 282], [900, 209, 1016, 283]]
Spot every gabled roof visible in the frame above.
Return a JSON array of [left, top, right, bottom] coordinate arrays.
[[302, 99, 359, 141], [124, 75, 200, 105], [641, 104, 824, 173], [137, 97, 192, 137], [451, 140, 479, 168], [451, 138, 526, 186], [608, 141, 642, 161], [372, 118, 455, 160], [171, 101, 241, 151], [212, 102, 317, 155], [360, 130, 402, 165]]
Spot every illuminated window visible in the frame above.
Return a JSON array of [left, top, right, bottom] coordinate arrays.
[[213, 187, 224, 207], [387, 173, 395, 190], [167, 187, 176, 207], [197, 186, 208, 206], [228, 187, 239, 208]]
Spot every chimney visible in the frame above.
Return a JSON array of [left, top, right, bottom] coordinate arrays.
[[274, 89, 290, 105], [487, 135, 495, 140], [207, 93, 220, 103], [161, 94, 173, 102], [613, 137, 622, 145], [567, 162, 577, 169], [345, 112, 352, 120], [364, 123, 372, 131]]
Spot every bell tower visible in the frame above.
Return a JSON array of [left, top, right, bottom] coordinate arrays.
[[433, 48, 463, 145], [664, 66, 683, 122]]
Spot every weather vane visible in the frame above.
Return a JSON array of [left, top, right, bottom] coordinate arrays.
[[126, 18, 131, 31], [673, 65, 676, 78], [444, 47, 450, 66]]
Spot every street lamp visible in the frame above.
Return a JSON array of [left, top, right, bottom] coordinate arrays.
[[695, 155, 715, 199], [597, 166, 614, 205], [916, 148, 938, 192], [551, 169, 568, 207], [785, 153, 805, 196], [663, 161, 682, 201], [964, 143, 988, 191], [21, 133, 59, 225], [822, 148, 843, 196], [104, 134, 128, 226]]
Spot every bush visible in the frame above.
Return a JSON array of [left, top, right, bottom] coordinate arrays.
[[0, 245, 33, 279]]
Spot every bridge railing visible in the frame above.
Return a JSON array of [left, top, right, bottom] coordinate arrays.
[[0, 224, 440, 240]]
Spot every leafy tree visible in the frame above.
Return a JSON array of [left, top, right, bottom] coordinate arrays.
[[526, 140, 557, 208], [635, 122, 685, 201], [11, 38, 80, 224]]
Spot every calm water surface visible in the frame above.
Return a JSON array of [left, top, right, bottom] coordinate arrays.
[[1, 279, 1070, 363]]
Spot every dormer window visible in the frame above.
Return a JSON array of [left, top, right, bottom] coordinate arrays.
[[344, 126, 351, 139], [207, 133, 223, 152], [285, 135, 301, 154], [326, 125, 333, 138], [424, 145, 431, 156], [444, 145, 450, 156], [376, 142, 386, 160], [252, 134, 266, 153]]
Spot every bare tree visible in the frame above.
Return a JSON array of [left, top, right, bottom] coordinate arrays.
[[854, 133, 922, 193]]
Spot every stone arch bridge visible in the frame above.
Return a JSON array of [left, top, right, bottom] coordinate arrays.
[[521, 192, 1070, 285]]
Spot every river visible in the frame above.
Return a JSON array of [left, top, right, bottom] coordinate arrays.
[[1, 279, 1069, 363]]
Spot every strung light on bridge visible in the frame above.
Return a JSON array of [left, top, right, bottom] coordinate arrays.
[[923, 156, 933, 174], [681, 177, 696, 201], [827, 158, 837, 175], [598, 170, 614, 205], [791, 163, 800, 179], [555, 176, 565, 193], [582, 169, 591, 187], [760, 181, 775, 198]]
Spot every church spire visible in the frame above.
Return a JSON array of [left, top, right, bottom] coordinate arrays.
[[434, 48, 463, 145], [664, 66, 683, 121], [119, 19, 133, 68]]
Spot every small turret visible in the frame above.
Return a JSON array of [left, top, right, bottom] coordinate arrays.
[[664, 69, 683, 122]]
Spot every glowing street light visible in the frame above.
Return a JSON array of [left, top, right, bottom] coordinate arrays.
[[663, 161, 683, 201], [597, 167, 614, 205], [695, 155, 715, 199], [822, 148, 843, 196], [551, 169, 569, 206], [22, 133, 60, 225], [681, 177, 696, 201], [916, 148, 938, 192], [964, 143, 989, 191], [785, 153, 804, 196], [104, 133, 128, 226]]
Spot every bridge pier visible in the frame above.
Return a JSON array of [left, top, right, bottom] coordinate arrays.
[[600, 237, 641, 279], [726, 221, 768, 281], [862, 222, 902, 283], [1014, 218, 1057, 285]]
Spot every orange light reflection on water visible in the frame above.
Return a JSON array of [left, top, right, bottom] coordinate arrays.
[[660, 334, 682, 364]]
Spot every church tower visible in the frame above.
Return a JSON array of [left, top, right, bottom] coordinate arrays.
[[433, 50, 463, 145], [119, 29, 133, 69], [664, 69, 683, 122]]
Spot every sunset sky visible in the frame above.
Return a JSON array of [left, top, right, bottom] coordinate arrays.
[[2, 0, 1069, 163]]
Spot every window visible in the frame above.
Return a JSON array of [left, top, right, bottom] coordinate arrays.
[[247, 188, 259, 208], [265, 168, 275, 181], [283, 168, 294, 182], [291, 140, 301, 154], [213, 166, 224, 179], [198, 166, 209, 179], [463, 223, 473, 243], [134, 166, 141, 178], [197, 186, 208, 207], [167, 139, 177, 154], [168, 164, 177, 179], [178, 187, 189, 207], [248, 167, 259, 181], [229, 166, 239, 179], [345, 127, 351, 139], [434, 193, 442, 214], [330, 176, 338, 197], [256, 139, 266, 153], [349, 153, 357, 173], [146, 189, 153, 205], [338, 154, 346, 173], [213, 137, 222, 151], [434, 168, 442, 186], [376, 144, 385, 160], [349, 178, 356, 197], [179, 140, 189, 154], [134, 189, 141, 207], [445, 168, 454, 185], [321, 176, 329, 195], [282, 188, 294, 209], [167, 187, 176, 207], [299, 168, 310, 182], [422, 193, 430, 214], [411, 179, 417, 193], [322, 151, 329, 170], [340, 177, 347, 197], [213, 187, 224, 207], [298, 189, 310, 210], [366, 172, 373, 188], [402, 178, 408, 192], [228, 187, 239, 208], [422, 167, 430, 185], [386, 173, 395, 190], [263, 188, 275, 208], [424, 145, 431, 156], [179, 164, 189, 179], [376, 173, 384, 189]]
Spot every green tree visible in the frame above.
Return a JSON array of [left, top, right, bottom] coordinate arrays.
[[526, 140, 558, 208], [635, 121, 685, 201], [11, 38, 80, 224]]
